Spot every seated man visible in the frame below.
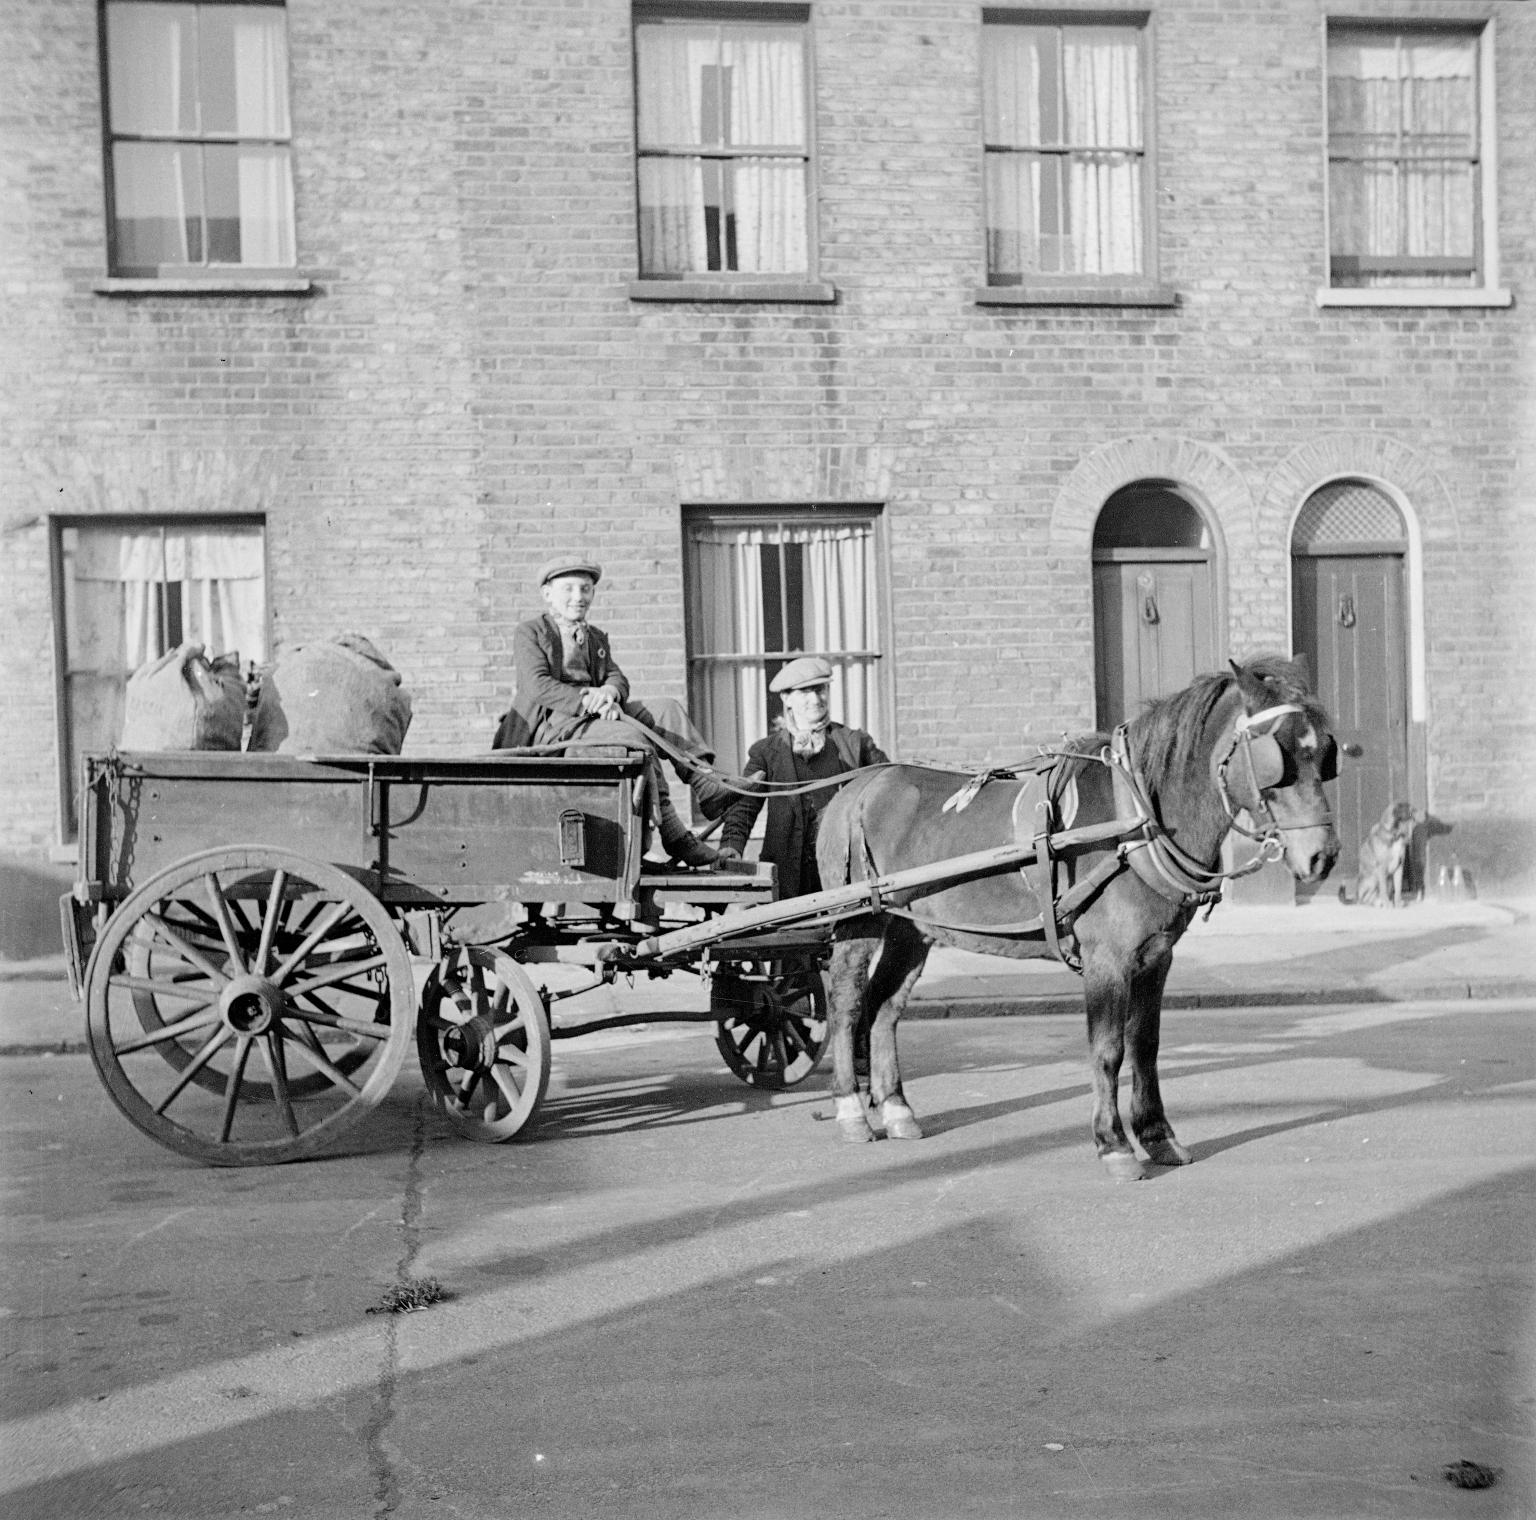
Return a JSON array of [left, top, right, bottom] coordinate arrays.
[[493, 556, 733, 869], [718, 656, 889, 898]]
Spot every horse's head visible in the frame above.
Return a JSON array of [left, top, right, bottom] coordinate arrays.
[[1218, 660, 1341, 884]]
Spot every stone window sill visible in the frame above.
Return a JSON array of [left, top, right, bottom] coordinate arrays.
[[975, 283, 1178, 308], [1314, 286, 1512, 309], [628, 278, 836, 304], [94, 277, 314, 296]]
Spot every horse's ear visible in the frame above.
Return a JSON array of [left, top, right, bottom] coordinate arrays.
[[1228, 659, 1268, 709]]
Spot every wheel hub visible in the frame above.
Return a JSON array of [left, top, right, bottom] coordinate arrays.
[[442, 1014, 499, 1072], [218, 974, 285, 1036]]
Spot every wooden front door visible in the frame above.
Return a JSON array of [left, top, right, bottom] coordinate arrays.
[[1292, 553, 1409, 895], [1093, 549, 1216, 730]]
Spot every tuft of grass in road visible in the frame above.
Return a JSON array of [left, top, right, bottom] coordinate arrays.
[[365, 1276, 450, 1315]]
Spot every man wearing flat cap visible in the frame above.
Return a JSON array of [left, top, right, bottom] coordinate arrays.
[[718, 655, 888, 897], [493, 556, 732, 869]]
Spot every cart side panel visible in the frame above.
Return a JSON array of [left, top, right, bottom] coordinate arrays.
[[380, 775, 640, 902], [84, 763, 383, 896]]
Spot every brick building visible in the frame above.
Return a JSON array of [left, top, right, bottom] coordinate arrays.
[[2, 0, 1532, 936]]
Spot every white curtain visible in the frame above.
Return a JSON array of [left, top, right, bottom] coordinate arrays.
[[636, 23, 807, 275], [70, 526, 267, 676], [690, 526, 767, 766], [983, 26, 1142, 277], [806, 526, 874, 733], [233, 6, 295, 265], [1329, 35, 1476, 286]]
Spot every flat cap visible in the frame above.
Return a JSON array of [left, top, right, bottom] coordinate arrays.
[[770, 655, 833, 693], [536, 556, 602, 587]]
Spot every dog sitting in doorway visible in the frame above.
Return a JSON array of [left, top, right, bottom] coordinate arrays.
[[1344, 802, 1416, 907]]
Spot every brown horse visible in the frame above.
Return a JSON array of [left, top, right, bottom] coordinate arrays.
[[815, 657, 1340, 1179]]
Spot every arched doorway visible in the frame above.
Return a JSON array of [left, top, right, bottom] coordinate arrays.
[[1092, 481, 1218, 730], [1290, 479, 1410, 896]]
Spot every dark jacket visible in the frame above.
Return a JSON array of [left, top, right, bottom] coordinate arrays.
[[492, 614, 630, 749], [720, 722, 888, 898]]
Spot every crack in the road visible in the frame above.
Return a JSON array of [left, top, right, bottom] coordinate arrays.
[[363, 1094, 431, 1517]]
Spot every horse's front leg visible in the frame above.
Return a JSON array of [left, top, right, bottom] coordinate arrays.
[[1083, 962, 1144, 1180], [865, 917, 931, 1140], [1126, 953, 1192, 1168], [826, 926, 878, 1142]]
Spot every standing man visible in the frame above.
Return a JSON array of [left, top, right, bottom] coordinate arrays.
[[493, 555, 733, 869], [718, 656, 888, 897]]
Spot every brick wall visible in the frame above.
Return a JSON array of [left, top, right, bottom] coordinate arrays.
[[2, 0, 1532, 886]]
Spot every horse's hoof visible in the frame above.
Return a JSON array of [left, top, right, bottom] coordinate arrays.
[[835, 1094, 876, 1144], [881, 1100, 924, 1140], [1143, 1137, 1193, 1167], [1100, 1151, 1148, 1182]]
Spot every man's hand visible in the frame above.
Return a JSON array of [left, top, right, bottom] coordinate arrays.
[[580, 684, 622, 720]]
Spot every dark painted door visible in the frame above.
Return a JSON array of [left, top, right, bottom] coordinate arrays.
[[1292, 553, 1408, 894], [1093, 549, 1216, 730]]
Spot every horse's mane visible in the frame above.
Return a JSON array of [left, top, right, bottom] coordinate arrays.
[[1057, 655, 1327, 792]]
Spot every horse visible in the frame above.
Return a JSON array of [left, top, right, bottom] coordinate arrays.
[[814, 656, 1340, 1180]]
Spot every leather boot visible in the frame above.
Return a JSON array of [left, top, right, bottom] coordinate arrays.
[[687, 768, 737, 822], [657, 798, 726, 869]]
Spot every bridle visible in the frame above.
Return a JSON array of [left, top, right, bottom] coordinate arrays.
[[1214, 702, 1336, 844]]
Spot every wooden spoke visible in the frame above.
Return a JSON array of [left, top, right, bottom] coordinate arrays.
[[258, 1032, 300, 1138], [112, 1005, 221, 1055], [218, 1036, 255, 1143], [203, 873, 248, 974], [143, 913, 233, 987], [253, 867, 288, 976], [152, 1025, 234, 1115]]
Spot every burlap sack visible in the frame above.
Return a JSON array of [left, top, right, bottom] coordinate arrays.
[[119, 643, 246, 751], [247, 634, 412, 755]]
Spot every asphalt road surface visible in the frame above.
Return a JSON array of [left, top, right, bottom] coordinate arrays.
[[2, 999, 1532, 1520]]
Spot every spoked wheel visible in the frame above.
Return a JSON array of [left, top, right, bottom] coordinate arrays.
[[712, 958, 829, 1090], [417, 946, 552, 1141], [84, 848, 414, 1166]]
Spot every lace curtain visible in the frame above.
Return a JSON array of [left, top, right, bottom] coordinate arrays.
[[1328, 35, 1476, 287], [984, 25, 1144, 278], [635, 23, 808, 275]]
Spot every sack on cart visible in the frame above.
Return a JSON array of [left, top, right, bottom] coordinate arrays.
[[247, 633, 413, 755], [119, 641, 247, 751]]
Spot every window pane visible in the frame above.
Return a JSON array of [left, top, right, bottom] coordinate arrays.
[[107, 2, 197, 135], [637, 23, 804, 149], [1062, 28, 1141, 150], [202, 143, 296, 264], [198, 4, 291, 137], [112, 141, 204, 266]]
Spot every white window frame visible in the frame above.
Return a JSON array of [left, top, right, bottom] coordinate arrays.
[[1318, 17, 1510, 309]]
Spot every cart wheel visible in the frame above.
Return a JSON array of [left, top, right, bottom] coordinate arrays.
[[85, 848, 414, 1166], [712, 960, 829, 1090], [417, 947, 552, 1142]]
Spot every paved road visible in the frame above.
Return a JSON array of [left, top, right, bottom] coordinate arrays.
[[2, 1001, 1532, 1519]]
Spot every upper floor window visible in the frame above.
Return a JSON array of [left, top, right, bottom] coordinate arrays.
[[102, 1, 296, 277], [633, 6, 811, 281], [1326, 24, 1500, 298], [981, 15, 1148, 285], [52, 518, 267, 837], [683, 507, 886, 774]]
